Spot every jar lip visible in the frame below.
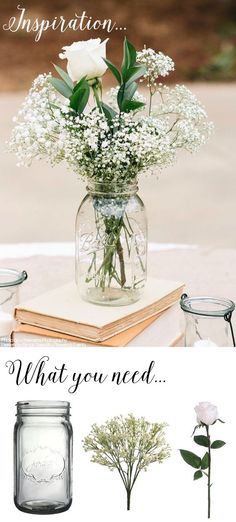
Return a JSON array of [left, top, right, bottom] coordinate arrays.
[[16, 401, 71, 416], [87, 179, 138, 195], [180, 294, 235, 317], [0, 268, 27, 288]]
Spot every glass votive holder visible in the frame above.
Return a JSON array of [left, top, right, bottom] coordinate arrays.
[[180, 293, 235, 347], [0, 268, 27, 346]]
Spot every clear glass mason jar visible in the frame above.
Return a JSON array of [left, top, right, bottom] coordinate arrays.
[[14, 401, 73, 514], [0, 268, 27, 346], [75, 180, 147, 306], [180, 294, 235, 347]]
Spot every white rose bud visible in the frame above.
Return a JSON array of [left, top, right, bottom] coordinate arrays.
[[59, 38, 109, 83], [194, 402, 219, 426]]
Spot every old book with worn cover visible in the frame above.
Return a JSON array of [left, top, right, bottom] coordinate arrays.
[[15, 278, 184, 342], [17, 305, 183, 347]]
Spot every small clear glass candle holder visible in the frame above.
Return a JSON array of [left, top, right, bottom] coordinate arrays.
[[0, 268, 27, 346], [180, 294, 235, 347]]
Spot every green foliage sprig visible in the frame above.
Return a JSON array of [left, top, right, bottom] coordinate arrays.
[[49, 63, 90, 114], [103, 38, 146, 116]]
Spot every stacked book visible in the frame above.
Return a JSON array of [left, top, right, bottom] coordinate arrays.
[[15, 278, 184, 347]]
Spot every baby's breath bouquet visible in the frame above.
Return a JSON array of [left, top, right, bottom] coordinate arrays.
[[83, 414, 170, 510], [9, 38, 212, 305]]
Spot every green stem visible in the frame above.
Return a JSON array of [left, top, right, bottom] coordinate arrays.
[[92, 81, 102, 112], [125, 212, 146, 273], [148, 80, 156, 116], [126, 488, 131, 510], [206, 425, 211, 519], [86, 244, 115, 282], [85, 199, 146, 290], [117, 237, 126, 286], [148, 90, 154, 116]]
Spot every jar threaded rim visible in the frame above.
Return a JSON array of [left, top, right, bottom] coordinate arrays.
[[87, 179, 138, 196], [16, 401, 71, 417]]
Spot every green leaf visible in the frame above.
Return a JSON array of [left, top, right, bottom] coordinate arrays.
[[72, 76, 88, 93], [77, 87, 90, 114], [100, 102, 117, 121], [121, 38, 136, 76], [53, 63, 74, 90], [126, 39, 136, 67], [121, 99, 145, 113], [103, 59, 121, 84], [201, 452, 209, 470], [117, 81, 138, 110], [124, 65, 146, 85], [69, 82, 90, 113], [179, 450, 202, 469], [194, 435, 210, 448], [117, 78, 140, 110], [194, 470, 203, 480], [48, 77, 72, 98], [121, 38, 129, 76], [124, 81, 138, 100], [117, 83, 125, 110], [211, 440, 226, 449]]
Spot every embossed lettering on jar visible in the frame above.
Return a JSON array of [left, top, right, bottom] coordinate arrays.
[[14, 401, 73, 514]]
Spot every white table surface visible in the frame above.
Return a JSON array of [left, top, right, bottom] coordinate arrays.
[[1, 242, 235, 347]]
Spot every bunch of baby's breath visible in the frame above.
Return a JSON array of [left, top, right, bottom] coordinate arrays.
[[83, 414, 170, 510], [9, 38, 213, 183]]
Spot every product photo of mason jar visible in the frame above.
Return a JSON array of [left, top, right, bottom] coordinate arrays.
[[14, 401, 73, 514]]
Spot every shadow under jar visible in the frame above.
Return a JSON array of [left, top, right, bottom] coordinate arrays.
[[75, 180, 147, 306], [180, 294, 235, 347], [14, 401, 73, 514]]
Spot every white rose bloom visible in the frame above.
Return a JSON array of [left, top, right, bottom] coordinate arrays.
[[194, 402, 219, 426], [59, 38, 109, 82]]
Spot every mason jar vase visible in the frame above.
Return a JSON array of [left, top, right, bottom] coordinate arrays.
[[14, 401, 73, 514], [75, 180, 147, 306]]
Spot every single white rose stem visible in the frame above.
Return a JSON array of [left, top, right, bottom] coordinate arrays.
[[206, 425, 211, 518]]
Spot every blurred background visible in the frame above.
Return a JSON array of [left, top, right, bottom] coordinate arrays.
[[0, 0, 236, 247], [1, 0, 236, 89]]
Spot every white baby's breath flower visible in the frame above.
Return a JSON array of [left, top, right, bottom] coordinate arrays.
[[137, 48, 175, 85]]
